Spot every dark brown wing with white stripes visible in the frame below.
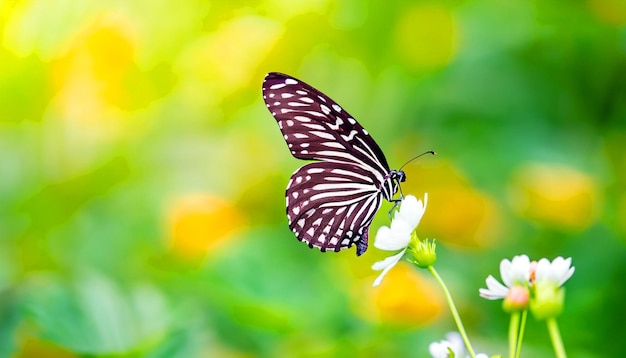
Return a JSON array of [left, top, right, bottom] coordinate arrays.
[[286, 161, 383, 254], [262, 72, 391, 182], [262, 72, 402, 256]]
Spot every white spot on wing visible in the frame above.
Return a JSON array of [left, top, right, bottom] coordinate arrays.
[[307, 168, 324, 174], [332, 104, 342, 112], [310, 131, 335, 140], [285, 78, 298, 85], [341, 130, 359, 141], [320, 104, 331, 115]]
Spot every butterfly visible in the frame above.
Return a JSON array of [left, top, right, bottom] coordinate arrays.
[[263, 72, 407, 256]]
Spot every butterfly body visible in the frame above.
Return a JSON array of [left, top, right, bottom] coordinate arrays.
[[263, 72, 404, 256]]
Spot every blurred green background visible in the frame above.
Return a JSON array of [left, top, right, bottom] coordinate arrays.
[[1, 0, 625, 357]]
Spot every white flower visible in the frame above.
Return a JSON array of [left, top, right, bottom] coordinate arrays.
[[371, 194, 427, 287], [429, 332, 489, 358], [534, 256, 575, 287], [479, 254, 531, 300], [429, 338, 455, 358]]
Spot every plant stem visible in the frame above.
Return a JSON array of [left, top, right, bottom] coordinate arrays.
[[428, 265, 476, 358], [508, 312, 519, 358], [515, 310, 527, 358], [547, 317, 567, 358]]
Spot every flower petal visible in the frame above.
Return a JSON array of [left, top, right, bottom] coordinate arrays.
[[373, 226, 394, 250], [534, 258, 551, 283], [372, 249, 406, 287], [558, 266, 575, 287], [535, 256, 575, 286], [479, 275, 509, 299], [428, 340, 454, 358], [510, 254, 531, 284], [444, 332, 466, 356], [374, 216, 412, 250], [500, 258, 513, 287], [396, 194, 427, 230]]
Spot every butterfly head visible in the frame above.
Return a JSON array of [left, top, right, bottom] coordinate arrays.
[[381, 170, 406, 201]]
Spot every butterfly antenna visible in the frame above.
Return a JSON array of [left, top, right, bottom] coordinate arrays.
[[399, 150, 436, 171]]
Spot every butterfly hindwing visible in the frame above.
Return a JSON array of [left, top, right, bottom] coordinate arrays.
[[285, 161, 383, 255]]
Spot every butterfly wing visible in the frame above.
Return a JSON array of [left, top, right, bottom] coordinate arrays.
[[286, 161, 383, 255], [262, 72, 391, 180], [263, 72, 398, 255]]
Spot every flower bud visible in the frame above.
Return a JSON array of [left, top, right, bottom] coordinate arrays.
[[530, 281, 564, 319], [503, 285, 529, 312], [408, 236, 437, 268]]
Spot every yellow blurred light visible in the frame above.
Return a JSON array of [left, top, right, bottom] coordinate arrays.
[[402, 161, 503, 248], [358, 262, 444, 327], [394, 4, 458, 69], [588, 0, 626, 26], [180, 15, 283, 96], [167, 193, 246, 259], [508, 163, 599, 231], [52, 15, 136, 116], [15, 334, 77, 358]]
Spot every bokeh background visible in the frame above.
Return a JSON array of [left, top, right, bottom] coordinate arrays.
[[1, 0, 625, 357]]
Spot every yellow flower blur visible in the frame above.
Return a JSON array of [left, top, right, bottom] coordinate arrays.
[[508, 163, 599, 231], [369, 262, 444, 327], [167, 193, 246, 259], [402, 160, 502, 248]]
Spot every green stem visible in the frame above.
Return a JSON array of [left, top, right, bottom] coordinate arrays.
[[547, 317, 567, 358], [508, 312, 519, 358], [428, 266, 476, 358], [515, 310, 527, 358]]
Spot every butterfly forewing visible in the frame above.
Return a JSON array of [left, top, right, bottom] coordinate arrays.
[[262, 73, 391, 180], [263, 72, 402, 256]]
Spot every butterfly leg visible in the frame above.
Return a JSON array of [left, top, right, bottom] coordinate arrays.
[[387, 198, 403, 219]]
